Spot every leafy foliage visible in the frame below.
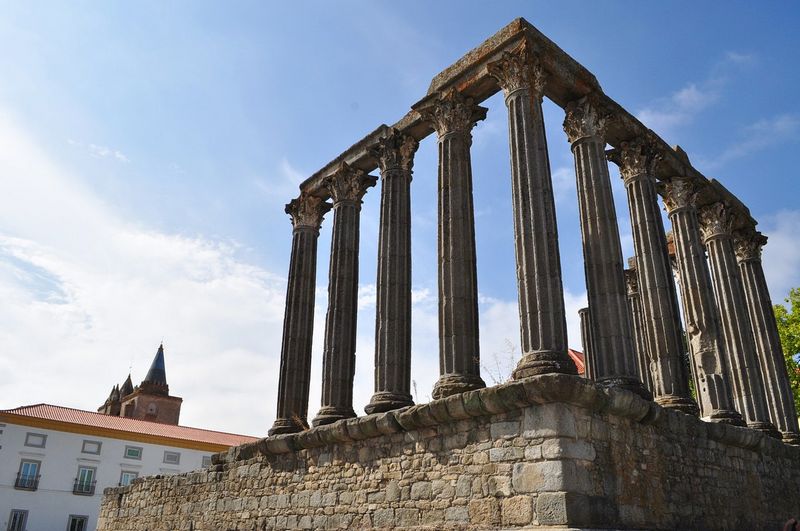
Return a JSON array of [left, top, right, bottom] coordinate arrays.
[[774, 287, 800, 414]]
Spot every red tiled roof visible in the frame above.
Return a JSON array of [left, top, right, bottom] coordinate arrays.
[[567, 349, 585, 375], [0, 403, 257, 448]]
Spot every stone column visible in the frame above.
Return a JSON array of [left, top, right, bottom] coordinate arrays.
[[563, 96, 649, 399], [269, 194, 332, 435], [699, 202, 777, 435], [312, 163, 377, 427], [365, 130, 419, 414], [417, 88, 487, 399], [578, 307, 595, 380], [660, 180, 742, 424], [487, 44, 576, 379], [609, 141, 696, 413], [734, 229, 800, 444], [624, 263, 653, 391]]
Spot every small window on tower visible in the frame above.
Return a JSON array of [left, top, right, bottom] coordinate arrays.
[[147, 403, 158, 415]]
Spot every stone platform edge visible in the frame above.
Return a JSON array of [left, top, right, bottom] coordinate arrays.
[[241, 374, 774, 462], [103, 373, 791, 497]]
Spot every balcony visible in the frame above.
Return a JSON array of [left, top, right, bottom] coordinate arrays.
[[14, 473, 40, 490], [73, 479, 96, 496]]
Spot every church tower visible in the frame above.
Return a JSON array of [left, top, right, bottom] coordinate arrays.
[[98, 344, 183, 425]]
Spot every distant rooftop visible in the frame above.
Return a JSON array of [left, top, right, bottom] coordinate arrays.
[[1, 403, 257, 451]]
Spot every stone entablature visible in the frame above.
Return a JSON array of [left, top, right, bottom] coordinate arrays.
[[98, 375, 800, 530]]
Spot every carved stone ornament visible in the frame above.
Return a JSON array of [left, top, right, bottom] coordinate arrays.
[[733, 230, 767, 263], [698, 202, 734, 242], [285, 193, 332, 231], [416, 88, 488, 137], [624, 268, 639, 296], [486, 42, 546, 98], [563, 95, 608, 144], [607, 138, 661, 183], [324, 162, 378, 205], [370, 129, 419, 175], [659, 178, 697, 214]]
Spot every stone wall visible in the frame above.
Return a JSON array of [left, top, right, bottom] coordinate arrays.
[[97, 375, 800, 530]]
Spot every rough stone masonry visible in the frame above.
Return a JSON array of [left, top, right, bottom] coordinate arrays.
[[99, 17, 800, 530]]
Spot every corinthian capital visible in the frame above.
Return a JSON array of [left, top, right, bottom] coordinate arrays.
[[486, 42, 546, 99], [285, 193, 332, 231], [658, 178, 697, 214], [416, 88, 488, 138], [733, 230, 767, 263], [324, 161, 377, 205], [606, 138, 661, 184], [698, 202, 734, 243], [370, 129, 419, 175], [563, 96, 608, 144]]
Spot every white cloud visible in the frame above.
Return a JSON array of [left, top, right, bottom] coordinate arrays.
[[1, 109, 286, 435], [253, 157, 306, 202], [68, 139, 130, 163], [699, 114, 800, 170], [761, 210, 800, 302], [635, 51, 754, 135], [636, 82, 720, 132]]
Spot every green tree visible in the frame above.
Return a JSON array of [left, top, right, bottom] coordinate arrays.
[[774, 287, 800, 413]]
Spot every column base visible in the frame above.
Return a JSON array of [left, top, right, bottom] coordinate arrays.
[[311, 406, 356, 427], [512, 350, 578, 379], [268, 416, 307, 436], [596, 375, 653, 401], [654, 394, 699, 416], [781, 431, 800, 446], [746, 420, 782, 439], [704, 409, 746, 427], [364, 392, 414, 415], [432, 373, 486, 400]]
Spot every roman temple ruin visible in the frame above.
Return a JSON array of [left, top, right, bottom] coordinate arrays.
[[98, 18, 800, 530]]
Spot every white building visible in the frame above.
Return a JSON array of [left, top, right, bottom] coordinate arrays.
[[0, 346, 256, 531]]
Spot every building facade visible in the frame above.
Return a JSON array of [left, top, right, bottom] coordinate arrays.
[[1, 346, 256, 531]]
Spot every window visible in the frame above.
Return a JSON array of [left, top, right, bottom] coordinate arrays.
[[124, 445, 142, 460], [147, 403, 158, 415], [81, 440, 101, 455], [73, 466, 96, 495], [67, 515, 88, 531], [119, 470, 138, 487], [163, 451, 180, 465], [24, 432, 47, 448], [202, 455, 212, 468], [15, 459, 40, 490], [7, 510, 27, 531]]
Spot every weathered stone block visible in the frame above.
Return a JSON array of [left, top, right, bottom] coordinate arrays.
[[501, 495, 533, 525], [536, 492, 591, 525], [468, 498, 500, 526], [444, 506, 469, 522], [523, 403, 577, 438]]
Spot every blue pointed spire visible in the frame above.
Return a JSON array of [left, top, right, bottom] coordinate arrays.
[[143, 343, 168, 386]]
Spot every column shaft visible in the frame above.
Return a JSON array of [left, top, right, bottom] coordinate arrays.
[[625, 266, 653, 391], [313, 164, 376, 426], [610, 141, 696, 413], [661, 182, 742, 424], [579, 307, 595, 380], [416, 88, 487, 399], [270, 195, 331, 436], [365, 130, 418, 414], [700, 202, 777, 435], [563, 97, 648, 398], [487, 45, 575, 379], [735, 231, 800, 443]]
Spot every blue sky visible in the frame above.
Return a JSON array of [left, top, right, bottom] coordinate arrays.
[[1, 2, 799, 435]]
